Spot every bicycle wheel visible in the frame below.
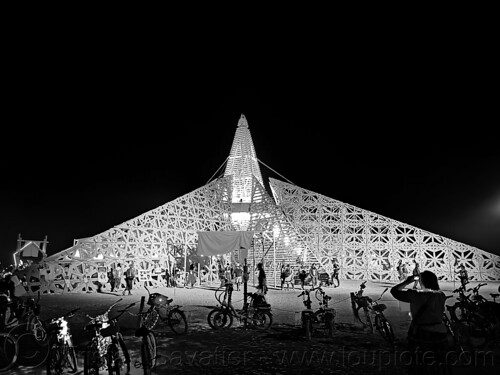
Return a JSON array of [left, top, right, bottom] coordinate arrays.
[[141, 331, 157, 375], [443, 314, 465, 353], [303, 314, 312, 341], [84, 343, 100, 375], [143, 309, 159, 330], [207, 308, 221, 329], [364, 309, 374, 333], [467, 312, 495, 349], [168, 308, 188, 335], [212, 310, 233, 329], [375, 315, 395, 345], [66, 344, 78, 373], [325, 311, 336, 337], [107, 344, 121, 375], [0, 332, 18, 372], [314, 289, 323, 301], [117, 333, 131, 374], [46, 343, 61, 375], [252, 311, 273, 330]]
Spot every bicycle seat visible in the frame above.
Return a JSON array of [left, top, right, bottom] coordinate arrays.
[[256, 303, 271, 310], [373, 304, 386, 312], [490, 293, 500, 299]]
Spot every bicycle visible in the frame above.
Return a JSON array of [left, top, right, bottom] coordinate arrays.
[[142, 285, 188, 335], [207, 281, 234, 329], [46, 307, 80, 375], [448, 283, 498, 349], [313, 286, 336, 337], [297, 288, 315, 340], [130, 296, 158, 375], [350, 282, 395, 346], [443, 295, 465, 353], [1, 291, 48, 346], [211, 284, 273, 330], [83, 298, 135, 375]]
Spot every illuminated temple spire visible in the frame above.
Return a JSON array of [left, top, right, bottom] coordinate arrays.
[[224, 114, 263, 203]]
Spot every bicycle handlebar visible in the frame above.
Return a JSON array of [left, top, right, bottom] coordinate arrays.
[[85, 298, 124, 321], [297, 290, 311, 298], [110, 302, 136, 321]]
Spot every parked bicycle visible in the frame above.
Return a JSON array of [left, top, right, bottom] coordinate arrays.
[[448, 283, 499, 348], [1, 291, 48, 346], [443, 295, 465, 353], [46, 307, 80, 375], [207, 281, 234, 329], [350, 282, 395, 346], [83, 298, 135, 375], [131, 296, 158, 375], [142, 285, 188, 335], [297, 288, 315, 340], [211, 282, 273, 330], [313, 286, 336, 336]]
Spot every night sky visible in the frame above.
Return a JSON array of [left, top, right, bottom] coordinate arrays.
[[1, 43, 499, 267]]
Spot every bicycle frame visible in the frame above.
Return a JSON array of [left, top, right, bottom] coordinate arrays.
[[84, 299, 135, 372], [46, 307, 80, 374]]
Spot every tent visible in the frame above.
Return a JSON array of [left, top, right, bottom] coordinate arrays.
[[196, 231, 254, 260]]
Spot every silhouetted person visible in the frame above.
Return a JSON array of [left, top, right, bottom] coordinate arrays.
[[391, 271, 449, 375]]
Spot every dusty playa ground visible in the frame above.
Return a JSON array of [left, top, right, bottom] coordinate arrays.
[[6, 279, 500, 374]]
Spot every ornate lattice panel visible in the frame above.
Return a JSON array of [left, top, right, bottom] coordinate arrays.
[[270, 178, 500, 281]]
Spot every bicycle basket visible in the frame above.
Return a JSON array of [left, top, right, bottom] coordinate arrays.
[[356, 297, 370, 308], [100, 321, 119, 337], [148, 293, 171, 307]]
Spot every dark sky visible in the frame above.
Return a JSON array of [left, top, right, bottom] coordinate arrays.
[[1, 39, 499, 267]]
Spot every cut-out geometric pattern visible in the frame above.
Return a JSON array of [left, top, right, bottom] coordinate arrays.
[[269, 178, 500, 282], [17, 114, 499, 294]]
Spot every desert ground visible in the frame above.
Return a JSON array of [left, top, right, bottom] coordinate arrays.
[[4, 279, 500, 374]]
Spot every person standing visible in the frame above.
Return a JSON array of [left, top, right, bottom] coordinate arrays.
[[188, 263, 196, 288], [108, 265, 117, 292], [115, 264, 122, 291], [280, 264, 287, 290], [165, 268, 171, 287], [256, 262, 267, 295], [172, 266, 178, 288], [390, 271, 449, 374], [234, 263, 243, 291], [331, 259, 340, 288], [123, 263, 136, 296], [457, 264, 468, 288], [309, 263, 318, 287], [396, 260, 404, 281], [412, 260, 421, 289], [218, 261, 226, 287], [298, 268, 307, 290]]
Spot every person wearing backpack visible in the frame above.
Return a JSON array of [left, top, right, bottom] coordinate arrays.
[[123, 263, 136, 295]]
